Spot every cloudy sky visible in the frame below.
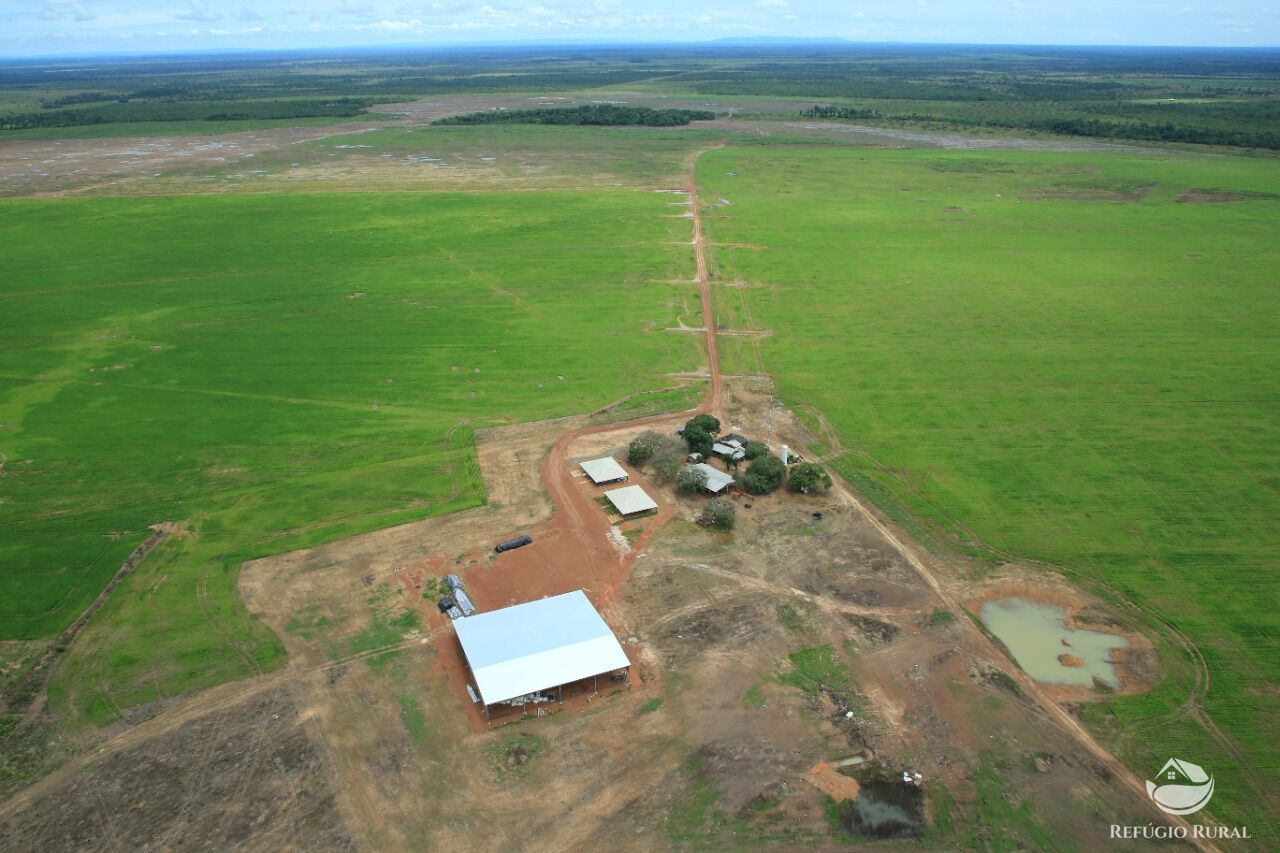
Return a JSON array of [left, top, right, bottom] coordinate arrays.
[[3, 1, 1277, 57]]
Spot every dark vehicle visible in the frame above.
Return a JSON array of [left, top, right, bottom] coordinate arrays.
[[494, 535, 533, 553], [437, 596, 464, 620]]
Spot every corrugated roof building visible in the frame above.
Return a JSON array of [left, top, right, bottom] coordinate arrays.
[[579, 456, 629, 484], [453, 590, 630, 723], [604, 484, 658, 516]]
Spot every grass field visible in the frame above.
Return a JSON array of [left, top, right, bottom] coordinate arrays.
[[697, 145, 1279, 833], [0, 189, 700, 722]]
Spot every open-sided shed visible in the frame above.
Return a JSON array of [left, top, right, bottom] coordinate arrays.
[[603, 484, 658, 516], [579, 456, 629, 485], [453, 590, 630, 723]]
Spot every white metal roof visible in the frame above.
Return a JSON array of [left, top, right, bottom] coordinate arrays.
[[579, 456, 628, 484], [453, 590, 629, 705], [712, 442, 746, 460], [691, 463, 735, 493], [604, 484, 658, 515]]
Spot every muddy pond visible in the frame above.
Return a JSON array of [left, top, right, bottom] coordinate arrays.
[[980, 597, 1128, 689]]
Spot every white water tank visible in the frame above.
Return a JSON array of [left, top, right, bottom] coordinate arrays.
[[780, 445, 790, 465]]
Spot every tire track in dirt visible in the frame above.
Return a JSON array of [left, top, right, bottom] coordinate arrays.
[[0, 631, 446, 822]]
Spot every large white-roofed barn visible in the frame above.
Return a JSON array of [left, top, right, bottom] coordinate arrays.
[[452, 589, 631, 724]]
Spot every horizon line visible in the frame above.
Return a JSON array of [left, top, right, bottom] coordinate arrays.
[[4, 37, 1280, 63]]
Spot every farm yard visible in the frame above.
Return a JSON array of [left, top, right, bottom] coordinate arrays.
[[1, 43, 1278, 851], [698, 146, 1280, 834]]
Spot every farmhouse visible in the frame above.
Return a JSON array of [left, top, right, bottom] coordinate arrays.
[[712, 441, 746, 461], [603, 484, 658, 516], [453, 590, 630, 724], [579, 456, 629, 485], [687, 462, 735, 494], [711, 432, 754, 462]]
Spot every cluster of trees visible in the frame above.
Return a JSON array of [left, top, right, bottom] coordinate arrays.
[[627, 430, 687, 481], [435, 104, 715, 127], [0, 97, 379, 131], [673, 413, 834, 499]]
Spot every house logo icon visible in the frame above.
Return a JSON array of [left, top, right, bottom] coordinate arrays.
[[1146, 758, 1214, 815]]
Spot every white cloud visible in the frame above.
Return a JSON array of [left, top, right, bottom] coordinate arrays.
[[236, 7, 263, 21], [39, 1, 95, 23], [175, 1, 222, 22]]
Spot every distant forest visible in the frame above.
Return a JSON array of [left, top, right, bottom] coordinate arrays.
[[0, 97, 381, 131], [800, 104, 1280, 151], [435, 105, 716, 127], [2, 45, 1277, 146]]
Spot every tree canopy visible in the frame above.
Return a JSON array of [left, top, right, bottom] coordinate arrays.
[[435, 104, 715, 128], [788, 462, 833, 494], [700, 498, 736, 530], [676, 466, 708, 495], [743, 455, 787, 495]]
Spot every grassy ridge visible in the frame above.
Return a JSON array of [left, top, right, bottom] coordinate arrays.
[[0, 190, 699, 721], [697, 146, 1279, 835]]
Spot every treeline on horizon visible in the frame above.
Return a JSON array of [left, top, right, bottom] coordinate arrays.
[[435, 104, 716, 127], [800, 104, 1280, 150], [0, 97, 382, 130]]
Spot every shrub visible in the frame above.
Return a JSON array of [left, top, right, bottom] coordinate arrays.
[[743, 455, 787, 494], [676, 465, 708, 494], [788, 462, 832, 494], [743, 440, 769, 459], [700, 498, 736, 530]]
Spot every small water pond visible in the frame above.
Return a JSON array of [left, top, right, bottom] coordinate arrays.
[[980, 597, 1128, 689]]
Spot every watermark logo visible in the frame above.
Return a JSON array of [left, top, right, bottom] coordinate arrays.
[[1146, 758, 1214, 815]]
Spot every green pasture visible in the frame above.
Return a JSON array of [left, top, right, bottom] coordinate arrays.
[[0, 189, 700, 722], [698, 145, 1279, 834]]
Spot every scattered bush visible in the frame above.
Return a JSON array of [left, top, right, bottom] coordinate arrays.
[[744, 455, 787, 495], [676, 465, 708, 494], [700, 498, 736, 530], [788, 462, 833, 494]]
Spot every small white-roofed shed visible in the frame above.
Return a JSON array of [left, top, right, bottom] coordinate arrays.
[[579, 456, 629, 484], [603, 484, 658, 516]]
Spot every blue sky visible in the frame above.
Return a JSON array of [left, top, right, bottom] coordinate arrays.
[[2, 1, 1277, 57]]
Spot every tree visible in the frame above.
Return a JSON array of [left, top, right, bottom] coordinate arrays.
[[676, 465, 708, 495], [684, 413, 720, 437], [700, 498, 735, 530], [683, 426, 714, 458], [743, 440, 769, 460], [630, 431, 683, 468], [652, 447, 683, 480], [788, 462, 832, 494], [628, 434, 655, 466], [743, 455, 787, 495]]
